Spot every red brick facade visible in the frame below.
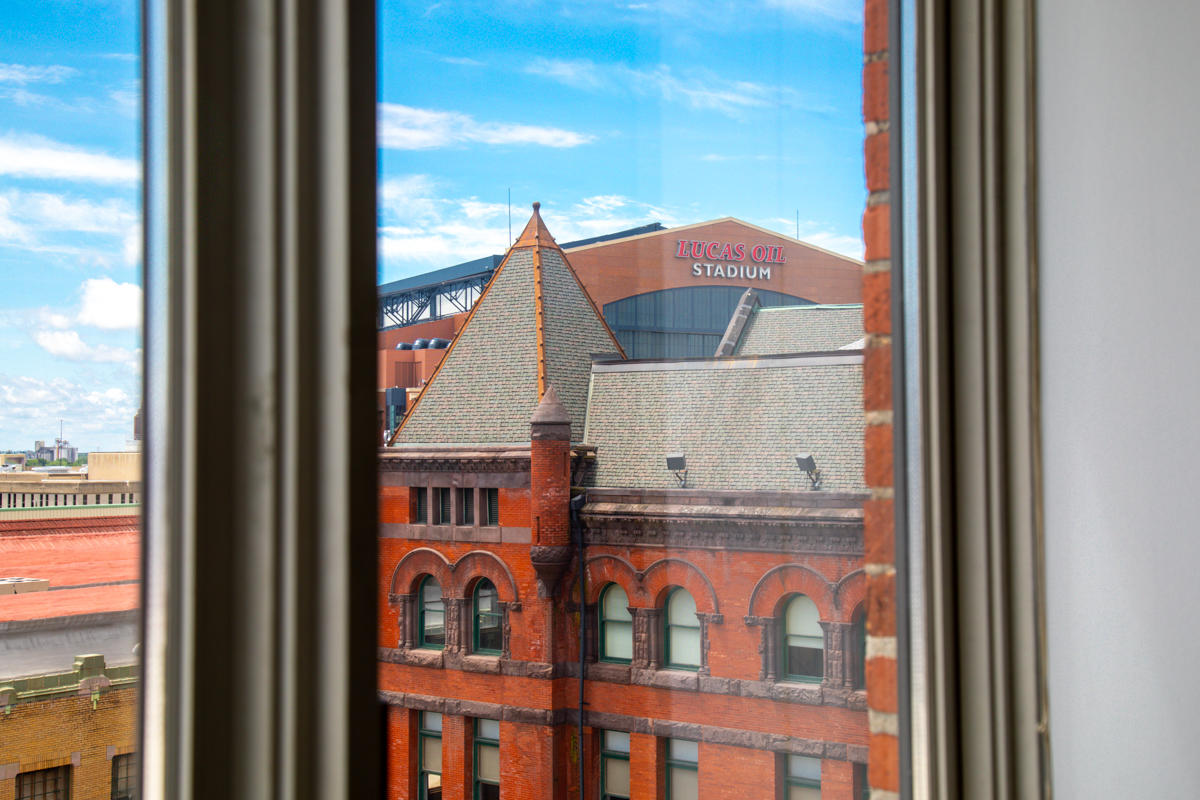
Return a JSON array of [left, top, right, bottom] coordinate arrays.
[[378, 445, 868, 798]]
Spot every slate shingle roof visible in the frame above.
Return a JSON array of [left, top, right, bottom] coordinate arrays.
[[392, 205, 623, 446], [583, 354, 864, 491], [734, 304, 864, 355]]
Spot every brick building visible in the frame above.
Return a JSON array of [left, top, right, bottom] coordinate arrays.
[[0, 506, 140, 800], [378, 206, 868, 799]]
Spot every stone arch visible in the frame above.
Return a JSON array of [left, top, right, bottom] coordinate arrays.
[[640, 558, 720, 615], [834, 569, 867, 622], [390, 547, 453, 596], [583, 554, 641, 605], [453, 550, 520, 604], [747, 563, 835, 621]]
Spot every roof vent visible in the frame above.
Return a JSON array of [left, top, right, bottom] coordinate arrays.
[[395, 342, 413, 350], [429, 338, 450, 349], [412, 338, 429, 349], [0, 577, 50, 595]]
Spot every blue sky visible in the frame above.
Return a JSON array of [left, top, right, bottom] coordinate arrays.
[[0, 0, 141, 453], [378, 0, 865, 282], [0, 0, 862, 451]]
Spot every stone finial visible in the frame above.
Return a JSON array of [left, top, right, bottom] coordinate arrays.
[[531, 384, 571, 440]]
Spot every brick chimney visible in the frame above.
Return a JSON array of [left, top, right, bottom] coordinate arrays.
[[529, 384, 572, 597]]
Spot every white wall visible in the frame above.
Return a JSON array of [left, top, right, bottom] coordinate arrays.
[[1038, 0, 1200, 795]]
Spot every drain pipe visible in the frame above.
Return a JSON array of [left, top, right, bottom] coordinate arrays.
[[571, 491, 587, 799]]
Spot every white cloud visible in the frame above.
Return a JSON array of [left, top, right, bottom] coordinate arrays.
[[0, 374, 138, 450], [378, 104, 595, 150], [0, 63, 77, 85], [378, 179, 676, 276], [761, 0, 861, 23], [0, 133, 139, 184], [525, 58, 822, 117], [77, 278, 142, 330], [439, 56, 485, 67], [32, 330, 137, 363], [0, 190, 140, 266]]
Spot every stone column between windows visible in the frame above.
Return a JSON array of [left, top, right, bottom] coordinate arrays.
[[631, 608, 662, 670], [821, 621, 852, 689], [745, 615, 778, 681], [695, 612, 722, 677], [392, 592, 415, 650], [445, 597, 468, 653]]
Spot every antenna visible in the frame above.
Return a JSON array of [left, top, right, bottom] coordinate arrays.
[[508, 188, 512, 245], [795, 210, 799, 239]]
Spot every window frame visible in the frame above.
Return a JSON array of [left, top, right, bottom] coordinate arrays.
[[139, 0, 1053, 796], [472, 579, 503, 656], [418, 711, 443, 800], [418, 575, 446, 651], [600, 730, 631, 800], [783, 754, 821, 799], [111, 752, 137, 800], [598, 583, 633, 664], [664, 738, 698, 800], [16, 765, 71, 800], [472, 718, 500, 800], [482, 488, 499, 527], [663, 587, 701, 671], [780, 594, 824, 684]]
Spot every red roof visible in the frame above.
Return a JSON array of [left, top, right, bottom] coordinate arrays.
[[0, 517, 138, 622]]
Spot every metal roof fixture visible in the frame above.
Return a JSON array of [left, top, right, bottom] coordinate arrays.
[[665, 453, 688, 488], [794, 453, 822, 490]]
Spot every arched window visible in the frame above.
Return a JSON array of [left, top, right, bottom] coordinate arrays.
[[418, 576, 445, 650], [664, 588, 701, 670], [473, 579, 503, 655], [851, 606, 866, 690], [782, 595, 823, 682], [599, 583, 633, 663]]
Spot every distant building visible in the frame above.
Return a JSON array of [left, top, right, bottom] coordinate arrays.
[[378, 208, 867, 799], [376, 216, 863, 429], [0, 503, 140, 800]]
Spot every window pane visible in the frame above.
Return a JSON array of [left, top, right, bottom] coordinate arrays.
[[669, 625, 701, 666], [667, 589, 697, 624], [477, 743, 500, 782], [788, 786, 821, 800], [601, 584, 631, 621], [477, 718, 500, 740], [603, 619, 633, 661], [788, 755, 821, 781], [785, 595, 821, 638], [423, 736, 443, 773], [669, 766, 698, 800], [604, 756, 630, 797], [422, 711, 443, 733], [603, 730, 630, 754], [669, 739, 698, 762], [423, 773, 442, 800]]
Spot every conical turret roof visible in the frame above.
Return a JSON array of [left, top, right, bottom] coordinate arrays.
[[391, 204, 625, 446]]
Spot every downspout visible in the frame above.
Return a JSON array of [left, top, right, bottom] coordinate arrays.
[[571, 491, 587, 799]]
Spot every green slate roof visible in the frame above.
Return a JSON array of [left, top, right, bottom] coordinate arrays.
[[733, 304, 865, 356], [392, 205, 623, 446], [583, 354, 864, 492]]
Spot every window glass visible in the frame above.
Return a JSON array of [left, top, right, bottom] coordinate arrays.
[[420, 576, 446, 649], [111, 753, 137, 800], [420, 712, 443, 800], [600, 584, 633, 662], [786, 754, 821, 800], [377, 0, 871, 797], [17, 766, 70, 800], [473, 580, 502, 654], [665, 588, 701, 669], [783, 595, 823, 681], [474, 719, 500, 800]]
